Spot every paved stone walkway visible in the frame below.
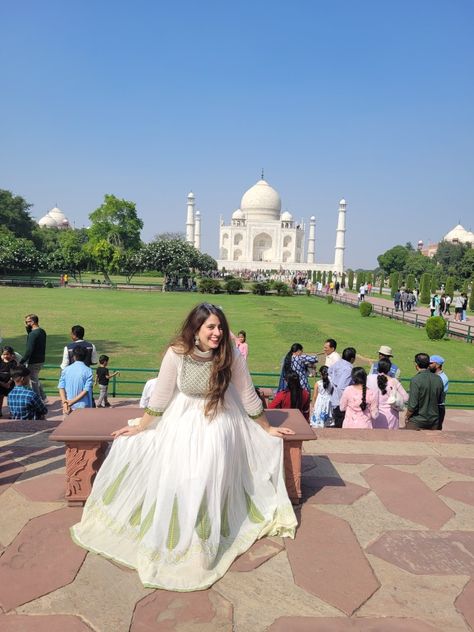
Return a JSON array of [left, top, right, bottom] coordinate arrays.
[[0, 399, 473, 631]]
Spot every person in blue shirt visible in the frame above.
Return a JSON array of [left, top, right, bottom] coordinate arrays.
[[369, 345, 401, 379], [328, 347, 357, 427], [8, 366, 48, 420], [58, 346, 93, 415], [278, 343, 317, 395]]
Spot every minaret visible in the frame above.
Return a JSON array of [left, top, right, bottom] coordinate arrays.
[[333, 198, 347, 275], [307, 216, 316, 263], [194, 210, 201, 251], [186, 192, 195, 245]]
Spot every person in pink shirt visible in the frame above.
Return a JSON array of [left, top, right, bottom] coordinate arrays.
[[235, 330, 248, 360], [366, 358, 408, 429], [340, 367, 379, 428]]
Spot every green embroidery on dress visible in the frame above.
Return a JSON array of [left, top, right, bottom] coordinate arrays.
[[102, 463, 130, 505], [129, 499, 144, 527], [220, 493, 230, 537], [248, 407, 264, 420], [244, 490, 265, 523], [166, 495, 180, 550], [139, 501, 156, 538], [144, 406, 164, 417], [195, 491, 211, 541]]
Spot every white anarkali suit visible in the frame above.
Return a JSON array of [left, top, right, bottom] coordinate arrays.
[[71, 347, 297, 591]]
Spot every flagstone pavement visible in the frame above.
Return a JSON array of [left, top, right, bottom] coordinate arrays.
[[0, 399, 473, 631]]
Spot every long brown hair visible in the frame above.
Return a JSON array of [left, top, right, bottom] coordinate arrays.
[[172, 303, 234, 418]]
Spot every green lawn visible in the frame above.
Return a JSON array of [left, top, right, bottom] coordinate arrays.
[[1, 287, 472, 401]]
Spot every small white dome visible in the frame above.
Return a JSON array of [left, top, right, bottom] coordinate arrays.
[[187, 191, 195, 199], [339, 198, 346, 206], [195, 210, 200, 216], [38, 214, 57, 227], [48, 206, 67, 222], [310, 215, 316, 221], [240, 179, 281, 221], [232, 208, 245, 220], [281, 211, 293, 221], [444, 224, 474, 244]]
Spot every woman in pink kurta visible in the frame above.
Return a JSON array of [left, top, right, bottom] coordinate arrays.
[[340, 367, 378, 428], [366, 358, 408, 429]]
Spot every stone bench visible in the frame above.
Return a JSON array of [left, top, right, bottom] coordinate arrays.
[[49, 407, 316, 507]]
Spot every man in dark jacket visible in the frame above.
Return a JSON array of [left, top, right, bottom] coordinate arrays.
[[405, 353, 444, 430], [21, 314, 47, 401]]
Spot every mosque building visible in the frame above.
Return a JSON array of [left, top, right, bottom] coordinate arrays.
[[37, 206, 71, 229], [185, 176, 347, 277], [418, 223, 474, 258]]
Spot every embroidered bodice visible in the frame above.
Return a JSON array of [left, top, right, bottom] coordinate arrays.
[[145, 347, 263, 418]]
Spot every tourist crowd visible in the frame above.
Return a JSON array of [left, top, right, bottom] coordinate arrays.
[[0, 314, 450, 430]]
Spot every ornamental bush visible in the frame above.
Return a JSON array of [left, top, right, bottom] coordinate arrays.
[[445, 276, 455, 298], [406, 274, 416, 291], [430, 275, 438, 293], [379, 272, 385, 294], [348, 269, 354, 290], [273, 281, 293, 296], [359, 302, 373, 317], [420, 273, 431, 304], [224, 278, 243, 294], [198, 277, 222, 294], [425, 316, 447, 340], [251, 282, 269, 295], [327, 295, 334, 304], [469, 277, 474, 311]]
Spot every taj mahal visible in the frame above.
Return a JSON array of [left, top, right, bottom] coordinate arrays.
[[184, 176, 347, 278]]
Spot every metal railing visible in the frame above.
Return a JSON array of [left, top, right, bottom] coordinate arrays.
[[312, 290, 473, 343], [39, 365, 474, 409]]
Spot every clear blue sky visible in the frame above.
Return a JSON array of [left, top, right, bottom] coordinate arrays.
[[2, 0, 473, 268]]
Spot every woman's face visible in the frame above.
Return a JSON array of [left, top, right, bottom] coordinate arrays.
[[196, 314, 223, 352], [293, 349, 303, 356], [238, 333, 245, 343]]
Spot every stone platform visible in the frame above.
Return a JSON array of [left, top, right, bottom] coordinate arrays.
[[0, 398, 473, 631]]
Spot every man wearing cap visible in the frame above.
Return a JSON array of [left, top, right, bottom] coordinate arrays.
[[369, 346, 401, 379], [429, 355, 449, 430], [405, 353, 444, 430]]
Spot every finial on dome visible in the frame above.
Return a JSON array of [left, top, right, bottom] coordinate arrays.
[[261, 168, 264, 180]]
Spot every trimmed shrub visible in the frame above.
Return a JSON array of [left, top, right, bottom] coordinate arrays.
[[425, 316, 447, 340], [312, 270, 317, 283], [341, 272, 346, 287], [327, 295, 334, 304], [420, 273, 431, 304], [273, 281, 292, 296], [445, 276, 455, 298], [366, 271, 373, 285], [406, 274, 416, 291], [224, 278, 243, 294], [198, 277, 222, 294], [359, 302, 373, 317], [379, 272, 385, 294], [348, 270, 354, 290], [430, 275, 438, 293], [251, 282, 269, 295], [316, 270, 322, 283], [462, 279, 469, 295], [356, 271, 366, 288], [322, 271, 327, 286], [469, 277, 474, 312]]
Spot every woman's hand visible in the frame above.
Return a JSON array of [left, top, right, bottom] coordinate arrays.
[[111, 425, 142, 439], [267, 425, 295, 438]]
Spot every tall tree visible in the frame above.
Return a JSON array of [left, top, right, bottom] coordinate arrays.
[[377, 245, 409, 274], [0, 190, 35, 239], [88, 194, 143, 251]]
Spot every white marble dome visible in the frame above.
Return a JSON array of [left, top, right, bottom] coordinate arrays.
[[281, 211, 293, 221], [232, 208, 245, 220], [38, 214, 57, 227], [37, 206, 70, 229], [240, 179, 281, 221], [443, 224, 474, 244]]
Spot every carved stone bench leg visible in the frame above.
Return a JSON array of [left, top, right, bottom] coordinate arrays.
[[65, 441, 108, 507], [284, 440, 303, 504]]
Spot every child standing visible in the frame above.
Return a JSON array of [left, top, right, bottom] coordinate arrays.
[[235, 330, 249, 360], [310, 365, 334, 428], [95, 355, 120, 408]]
